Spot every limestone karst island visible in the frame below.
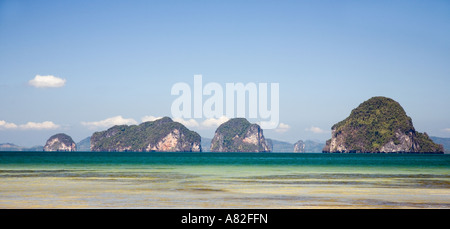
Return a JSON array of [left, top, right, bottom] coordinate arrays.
[[32, 96, 445, 154], [90, 117, 202, 152], [43, 133, 77, 152], [323, 96, 444, 154], [210, 118, 270, 152]]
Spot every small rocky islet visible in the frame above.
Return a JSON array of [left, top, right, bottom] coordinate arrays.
[[43, 133, 77, 152]]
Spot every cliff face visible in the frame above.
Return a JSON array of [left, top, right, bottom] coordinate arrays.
[[210, 118, 270, 152], [90, 117, 201, 152], [323, 97, 444, 154], [43, 133, 77, 152]]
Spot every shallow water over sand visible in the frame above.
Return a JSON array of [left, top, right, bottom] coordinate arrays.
[[0, 152, 449, 208]]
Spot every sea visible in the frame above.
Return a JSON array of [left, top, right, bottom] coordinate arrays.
[[0, 152, 449, 209]]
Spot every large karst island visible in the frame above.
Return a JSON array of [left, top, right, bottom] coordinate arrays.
[[210, 118, 271, 152], [323, 96, 444, 154], [90, 117, 271, 152], [90, 117, 201, 152]]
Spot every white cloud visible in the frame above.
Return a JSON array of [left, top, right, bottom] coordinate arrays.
[[0, 120, 18, 129], [274, 123, 290, 133], [173, 118, 200, 128], [201, 116, 230, 128], [29, 75, 66, 88], [19, 121, 60, 130], [305, 126, 329, 134], [0, 120, 61, 130], [443, 128, 450, 132], [141, 116, 163, 122], [143, 116, 226, 129], [81, 116, 137, 129]]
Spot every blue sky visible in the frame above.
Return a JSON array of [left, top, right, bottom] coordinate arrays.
[[1, 0, 450, 147]]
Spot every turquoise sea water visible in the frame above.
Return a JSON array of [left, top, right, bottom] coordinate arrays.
[[0, 152, 449, 208]]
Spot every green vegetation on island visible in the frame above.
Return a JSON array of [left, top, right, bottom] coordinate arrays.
[[324, 96, 444, 153], [90, 117, 201, 152], [210, 118, 270, 152]]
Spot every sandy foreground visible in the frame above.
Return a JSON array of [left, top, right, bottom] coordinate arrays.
[[1, 176, 449, 209]]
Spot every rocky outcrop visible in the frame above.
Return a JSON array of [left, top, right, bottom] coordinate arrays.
[[43, 133, 77, 152], [266, 139, 325, 153], [293, 140, 305, 153], [430, 136, 450, 154], [323, 97, 444, 154], [90, 117, 201, 152], [210, 118, 270, 152]]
